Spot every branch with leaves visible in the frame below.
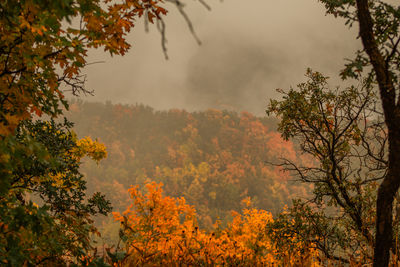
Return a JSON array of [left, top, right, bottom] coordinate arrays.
[[267, 69, 386, 264]]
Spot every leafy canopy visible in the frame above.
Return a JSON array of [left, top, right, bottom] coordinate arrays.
[[0, 0, 167, 136]]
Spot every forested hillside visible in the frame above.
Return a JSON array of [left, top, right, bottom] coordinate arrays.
[[3, 0, 400, 264], [67, 101, 312, 229]]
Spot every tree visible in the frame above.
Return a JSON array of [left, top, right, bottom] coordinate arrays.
[[113, 181, 318, 266], [0, 0, 169, 138], [267, 69, 383, 264], [320, 1, 400, 265], [269, 0, 400, 265], [0, 119, 112, 265]]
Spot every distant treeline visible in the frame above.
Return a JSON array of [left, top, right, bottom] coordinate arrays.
[[67, 100, 312, 229]]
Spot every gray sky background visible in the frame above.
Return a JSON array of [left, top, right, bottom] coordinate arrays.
[[72, 0, 361, 115]]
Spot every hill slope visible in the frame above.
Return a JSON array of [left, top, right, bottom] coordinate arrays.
[[67, 101, 311, 228]]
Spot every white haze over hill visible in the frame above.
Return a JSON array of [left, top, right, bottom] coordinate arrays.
[[71, 0, 360, 116]]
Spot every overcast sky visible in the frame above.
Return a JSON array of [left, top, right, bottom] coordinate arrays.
[[72, 0, 361, 115]]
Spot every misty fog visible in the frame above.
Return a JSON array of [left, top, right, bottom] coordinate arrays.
[[74, 0, 360, 115]]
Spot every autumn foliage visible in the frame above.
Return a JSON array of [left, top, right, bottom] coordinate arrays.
[[0, 119, 111, 265], [112, 182, 320, 266], [67, 101, 311, 229], [0, 0, 167, 137]]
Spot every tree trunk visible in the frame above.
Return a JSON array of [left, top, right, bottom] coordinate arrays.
[[355, 0, 400, 266], [374, 127, 400, 266]]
